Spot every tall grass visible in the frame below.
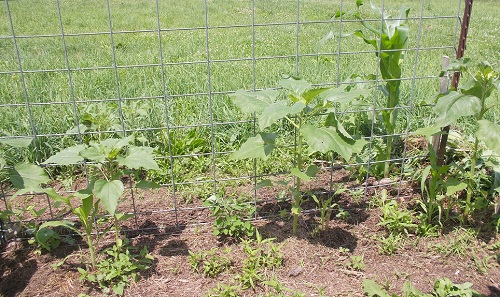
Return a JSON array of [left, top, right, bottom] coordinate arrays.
[[0, 0, 498, 184]]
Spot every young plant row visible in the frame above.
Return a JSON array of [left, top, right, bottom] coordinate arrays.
[[0, 134, 160, 295], [228, 0, 499, 235]]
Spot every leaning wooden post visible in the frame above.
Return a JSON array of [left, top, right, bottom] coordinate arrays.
[[432, 56, 450, 153], [434, 0, 474, 166]]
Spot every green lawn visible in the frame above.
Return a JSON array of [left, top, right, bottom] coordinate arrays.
[[0, 0, 498, 183]]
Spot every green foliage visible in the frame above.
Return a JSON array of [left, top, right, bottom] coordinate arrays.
[[363, 277, 485, 297], [188, 248, 233, 277], [430, 228, 475, 257], [32, 221, 76, 252], [79, 239, 154, 296], [311, 188, 346, 238], [414, 127, 468, 227], [261, 277, 307, 297], [230, 77, 368, 235], [376, 190, 417, 235], [432, 278, 484, 297], [203, 195, 256, 241], [204, 283, 240, 297], [329, 0, 410, 178], [347, 255, 365, 271], [43, 134, 159, 250], [374, 233, 404, 255], [431, 60, 499, 221], [238, 231, 283, 289], [11, 134, 160, 295]]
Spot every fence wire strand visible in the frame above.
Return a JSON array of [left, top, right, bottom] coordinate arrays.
[[0, 0, 465, 237]]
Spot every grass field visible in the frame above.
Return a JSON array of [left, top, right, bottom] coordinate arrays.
[[0, 0, 499, 185]]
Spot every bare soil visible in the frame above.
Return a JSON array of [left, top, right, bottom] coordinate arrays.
[[1, 169, 500, 297]]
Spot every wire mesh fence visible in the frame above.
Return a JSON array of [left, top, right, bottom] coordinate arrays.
[[0, 0, 467, 239]]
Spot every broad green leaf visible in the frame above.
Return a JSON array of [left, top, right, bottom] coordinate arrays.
[[41, 188, 70, 204], [229, 89, 278, 114], [117, 146, 159, 170], [0, 138, 32, 148], [280, 78, 311, 96], [302, 88, 330, 104], [80, 146, 107, 163], [230, 133, 276, 160], [291, 167, 310, 182], [363, 279, 391, 297], [445, 179, 467, 196], [113, 283, 125, 295], [321, 87, 369, 108], [37, 220, 78, 234], [115, 212, 134, 221], [36, 221, 80, 250], [0, 157, 5, 171], [80, 194, 94, 218], [259, 100, 288, 130], [93, 179, 124, 216], [413, 126, 442, 138], [100, 135, 134, 151], [433, 91, 481, 127], [43, 144, 86, 165], [135, 180, 161, 190], [305, 164, 319, 178], [10, 163, 49, 190], [259, 101, 305, 130], [477, 120, 500, 156], [112, 134, 135, 150], [301, 124, 365, 161], [351, 136, 369, 156], [66, 124, 87, 134], [255, 179, 273, 189], [325, 113, 353, 140]]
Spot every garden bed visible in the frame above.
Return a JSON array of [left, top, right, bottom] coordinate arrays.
[[1, 169, 499, 297]]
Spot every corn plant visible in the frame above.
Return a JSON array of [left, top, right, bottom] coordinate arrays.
[[229, 77, 368, 235], [431, 60, 499, 221], [311, 187, 346, 238], [328, 0, 410, 178]]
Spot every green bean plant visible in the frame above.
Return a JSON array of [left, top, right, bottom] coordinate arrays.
[[229, 77, 368, 235], [327, 0, 410, 178], [430, 60, 499, 221]]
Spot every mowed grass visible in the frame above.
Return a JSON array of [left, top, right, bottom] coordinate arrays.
[[0, 0, 499, 184]]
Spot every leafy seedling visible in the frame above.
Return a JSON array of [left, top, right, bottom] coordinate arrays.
[[230, 77, 368, 235]]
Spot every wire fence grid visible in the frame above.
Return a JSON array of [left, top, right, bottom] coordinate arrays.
[[0, 0, 465, 238]]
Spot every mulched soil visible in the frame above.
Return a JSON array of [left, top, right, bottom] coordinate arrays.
[[1, 169, 500, 297]]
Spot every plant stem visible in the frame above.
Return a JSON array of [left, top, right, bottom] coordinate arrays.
[[292, 116, 304, 236], [114, 216, 121, 250], [384, 90, 398, 178], [384, 133, 393, 178], [86, 232, 96, 269], [464, 137, 479, 220]]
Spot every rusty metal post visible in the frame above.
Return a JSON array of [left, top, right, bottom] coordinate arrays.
[[435, 0, 474, 165]]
